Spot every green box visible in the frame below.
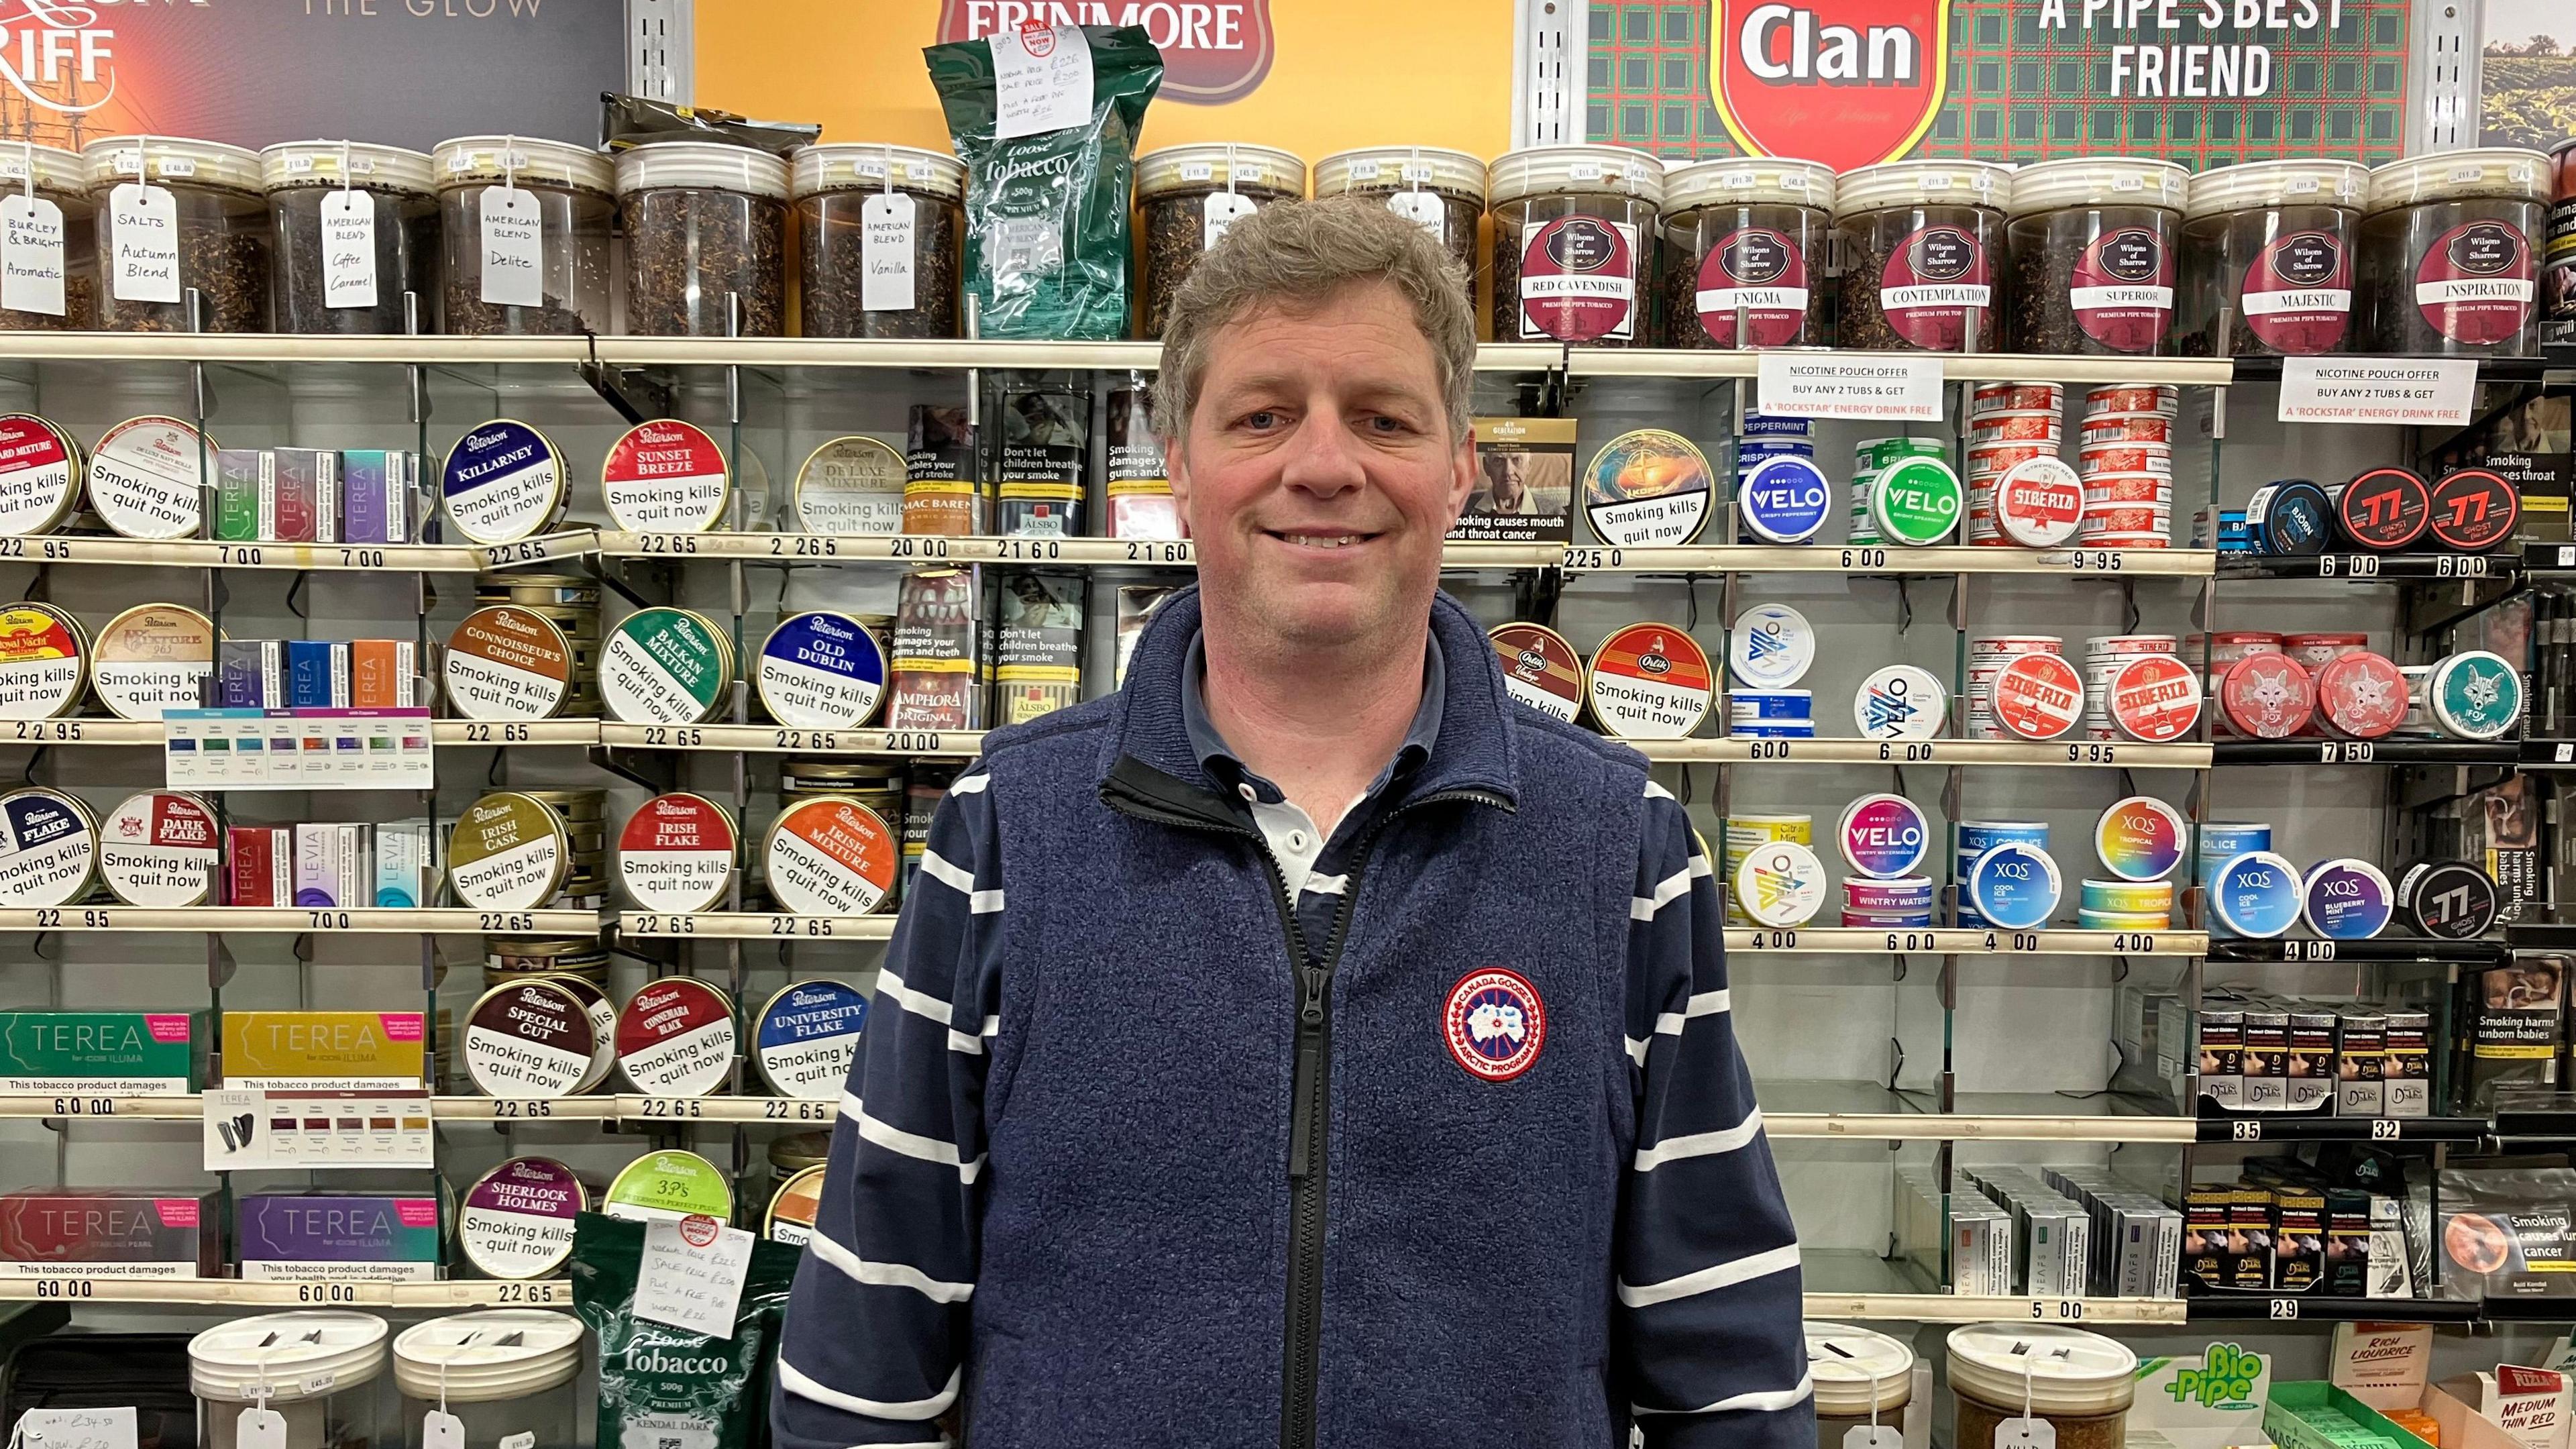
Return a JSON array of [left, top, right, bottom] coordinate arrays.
[[0, 1012, 207, 1093], [2265, 1382, 2436, 1449]]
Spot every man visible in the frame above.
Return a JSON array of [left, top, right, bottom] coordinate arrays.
[[771, 197, 1809, 1448]]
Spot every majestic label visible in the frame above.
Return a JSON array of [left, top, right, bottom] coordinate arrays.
[[458, 1157, 583, 1280], [89, 417, 207, 541], [466, 983, 595, 1100], [99, 792, 217, 908], [0, 415, 72, 536], [445, 606, 571, 722], [755, 981, 870, 1102], [1519, 215, 1637, 343], [602, 419, 729, 534], [619, 794, 737, 915], [938, 0, 1278, 105], [2239, 231, 2351, 354], [440, 420, 561, 545], [2072, 227, 2175, 353], [2414, 221, 2534, 345], [1695, 225, 1807, 346], [1711, 0, 1951, 172], [615, 980, 737, 1098], [1879, 223, 1989, 349], [1588, 625, 1713, 740], [1442, 968, 1548, 1082], [767, 799, 898, 916], [758, 612, 888, 730]]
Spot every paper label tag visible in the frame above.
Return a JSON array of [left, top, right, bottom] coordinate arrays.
[[2276, 357, 2478, 426], [20, 1408, 139, 1449], [635, 1215, 755, 1338], [861, 192, 916, 313], [1996, 1417, 2057, 1449], [422, 1412, 464, 1449], [479, 186, 544, 307], [108, 182, 179, 304], [1, 194, 65, 316], [989, 25, 1093, 140], [1204, 191, 1257, 250], [1387, 191, 1445, 243], [1756, 352, 1944, 421], [323, 189, 378, 310], [499, 1435, 535, 1449], [1844, 1428, 1904, 1449], [236, 1409, 287, 1449]]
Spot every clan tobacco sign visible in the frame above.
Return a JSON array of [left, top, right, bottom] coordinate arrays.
[[936, 0, 1278, 104], [1710, 0, 1954, 171]]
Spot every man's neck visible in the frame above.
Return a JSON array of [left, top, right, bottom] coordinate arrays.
[[1201, 614, 1430, 838]]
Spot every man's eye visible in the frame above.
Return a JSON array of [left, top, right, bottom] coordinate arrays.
[[1241, 411, 1280, 430], [1368, 415, 1411, 433]]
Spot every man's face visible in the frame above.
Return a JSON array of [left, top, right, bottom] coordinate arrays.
[[1169, 279, 1474, 652]]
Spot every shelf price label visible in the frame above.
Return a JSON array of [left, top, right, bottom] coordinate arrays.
[[1755, 352, 1943, 421], [623, 914, 697, 936], [2277, 358, 2476, 426]]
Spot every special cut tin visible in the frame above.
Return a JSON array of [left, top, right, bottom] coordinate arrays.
[[456, 1157, 586, 1280], [600, 607, 733, 726], [0, 413, 82, 537], [0, 602, 85, 720], [89, 604, 215, 720], [2332, 466, 2431, 551], [2398, 859, 2499, 940], [2095, 796, 2188, 881], [1728, 602, 1813, 689], [757, 611, 888, 730], [0, 787, 94, 908], [1587, 623, 1714, 740], [2209, 851, 2303, 938], [1838, 794, 1930, 879], [444, 606, 573, 722], [1489, 623, 1584, 722], [2302, 858, 2394, 940], [1734, 839, 1825, 928], [1854, 664, 1946, 741], [753, 980, 871, 1101], [765, 796, 900, 916], [2425, 468, 2519, 551], [462, 979, 597, 1100], [614, 977, 738, 1098], [617, 792, 739, 914], [1738, 453, 1832, 544], [600, 418, 731, 534], [87, 417, 211, 541], [439, 419, 566, 546], [1967, 841, 2061, 930], [98, 790, 218, 907], [446, 792, 570, 912]]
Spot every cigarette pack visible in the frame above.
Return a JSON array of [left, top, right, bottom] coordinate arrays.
[[1952, 1203, 2011, 1295], [286, 640, 352, 710], [349, 640, 417, 709], [339, 449, 413, 545], [0, 1187, 224, 1277], [0, 1012, 205, 1093], [2385, 1010, 2432, 1116], [2184, 1187, 2233, 1291], [2273, 1183, 2325, 1293], [374, 820, 431, 908], [219, 1011, 427, 1089], [2337, 1012, 2387, 1118], [218, 639, 282, 709], [2200, 1006, 2245, 1111], [213, 449, 269, 543], [292, 823, 343, 908], [226, 826, 290, 906], [272, 447, 333, 543], [336, 823, 370, 909], [2242, 1003, 2290, 1111], [2286, 1002, 2338, 1112], [237, 1194, 439, 1282]]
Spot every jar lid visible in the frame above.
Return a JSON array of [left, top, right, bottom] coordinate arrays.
[[432, 136, 615, 196], [791, 142, 965, 201], [2004, 156, 2188, 217], [1664, 156, 1836, 213], [1311, 146, 1487, 201], [1832, 159, 2009, 217], [615, 140, 791, 201], [1136, 143, 1307, 198], [1807, 1322, 1915, 1416], [190, 1311, 389, 1403], [260, 140, 437, 197], [82, 136, 262, 194], [2184, 158, 2369, 220], [393, 1311, 584, 1401], [2367, 148, 2551, 211], [0, 143, 85, 196], [1945, 1324, 2138, 1416], [1487, 144, 1665, 207]]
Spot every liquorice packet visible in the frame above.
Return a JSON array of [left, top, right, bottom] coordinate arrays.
[[570, 1211, 802, 1449]]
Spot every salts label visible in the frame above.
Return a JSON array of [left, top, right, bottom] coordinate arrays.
[[2240, 231, 2351, 354], [616, 979, 737, 1098], [0, 416, 71, 535], [107, 183, 178, 304], [89, 417, 208, 541], [601, 610, 727, 727], [465, 982, 594, 1099], [755, 981, 870, 1101], [1694, 226, 1807, 346], [0, 605, 80, 720], [1991, 651, 2084, 741], [2414, 221, 2534, 345], [1583, 430, 1711, 546], [2108, 655, 2200, 743], [0, 790, 91, 908], [459, 1158, 582, 1279], [1880, 223, 1990, 350], [860, 192, 917, 313], [757, 612, 887, 730], [444, 606, 570, 721], [1586, 623, 1712, 741], [99, 791, 216, 908], [767, 799, 898, 916], [440, 420, 561, 545], [1488, 623, 1583, 722], [2070, 227, 2175, 353], [602, 419, 729, 534], [1519, 215, 1636, 343], [619, 793, 737, 915]]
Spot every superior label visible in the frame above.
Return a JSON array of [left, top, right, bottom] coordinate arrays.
[[1583, 430, 1711, 547], [458, 1156, 584, 1279], [1586, 623, 1712, 740], [757, 612, 887, 730], [87, 417, 209, 541], [0, 788, 91, 908], [0, 415, 75, 536], [602, 419, 730, 534], [2071, 227, 2175, 353], [755, 981, 870, 1101], [99, 791, 217, 908], [767, 798, 898, 916], [464, 981, 595, 1099], [439, 419, 562, 545], [601, 608, 729, 726], [444, 606, 572, 721], [0, 604, 81, 720], [618, 793, 737, 914], [1518, 215, 1636, 343], [615, 979, 737, 1098]]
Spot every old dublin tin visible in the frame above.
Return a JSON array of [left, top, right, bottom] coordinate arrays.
[[766, 796, 900, 916], [1854, 664, 1946, 741], [0, 787, 93, 908], [87, 417, 212, 541], [603, 1148, 733, 1224], [2428, 650, 2522, 739], [758, 611, 888, 730], [0, 413, 82, 537], [2398, 859, 2498, 940], [446, 792, 570, 912], [457, 1157, 585, 1280], [445, 606, 573, 721], [2425, 468, 2518, 551], [1587, 622, 1713, 740], [618, 793, 739, 915], [1729, 602, 1813, 689], [614, 977, 738, 1098], [439, 419, 565, 546], [1839, 794, 1930, 879], [2302, 858, 2394, 940], [462, 979, 597, 1100], [1734, 839, 1825, 928], [794, 435, 908, 535], [754, 980, 871, 1101], [2333, 466, 2430, 550], [600, 607, 733, 726], [1489, 623, 1584, 722], [2209, 851, 2303, 938], [600, 418, 731, 534], [99, 790, 218, 907], [2095, 796, 2188, 881], [0, 602, 84, 720], [91, 604, 215, 720]]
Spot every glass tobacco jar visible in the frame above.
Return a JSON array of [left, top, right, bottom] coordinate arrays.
[[616, 141, 790, 337], [1135, 143, 1305, 339], [1487, 144, 1662, 347], [2178, 158, 2369, 357], [2006, 157, 2190, 356], [2361, 148, 2551, 357], [84, 134, 270, 333], [792, 143, 966, 340], [1833, 159, 2010, 353], [1656, 156, 1833, 348]]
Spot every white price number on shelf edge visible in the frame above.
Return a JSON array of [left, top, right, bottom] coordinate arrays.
[[1755, 352, 1943, 421]]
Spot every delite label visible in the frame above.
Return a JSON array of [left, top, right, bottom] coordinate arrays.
[[757, 612, 888, 729], [767, 799, 898, 915], [619, 793, 737, 914], [602, 419, 730, 533], [1991, 651, 2084, 741], [614, 979, 737, 1097], [88, 417, 209, 541], [1694, 225, 1807, 346], [464, 982, 595, 1099], [2240, 231, 2351, 354], [99, 792, 217, 908], [2415, 221, 2534, 345], [1880, 224, 1991, 350], [602, 609, 727, 726], [1586, 623, 1712, 741], [459, 1157, 583, 1279], [0, 789, 91, 909], [2070, 227, 2176, 354], [439, 419, 561, 545], [755, 981, 870, 1101], [1519, 215, 1637, 343], [0, 415, 74, 535], [444, 606, 572, 721], [0, 605, 82, 720]]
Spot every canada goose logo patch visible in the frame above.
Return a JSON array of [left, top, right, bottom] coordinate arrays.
[[1442, 968, 1546, 1082]]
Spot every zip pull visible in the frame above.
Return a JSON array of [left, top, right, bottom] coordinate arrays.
[[1299, 965, 1330, 1024]]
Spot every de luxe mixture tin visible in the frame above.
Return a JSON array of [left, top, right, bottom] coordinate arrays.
[[1488, 623, 1584, 722], [1838, 794, 1929, 879], [1586, 623, 1713, 740], [2209, 851, 2302, 938], [1583, 429, 1713, 547], [2332, 466, 2431, 551], [87, 416, 211, 541], [0, 602, 85, 720], [767, 1165, 826, 1245], [445, 606, 574, 722], [753, 980, 870, 1101], [765, 796, 900, 916], [1854, 664, 1945, 741], [2302, 858, 2394, 940], [0, 786, 94, 908], [462, 979, 597, 1100], [1728, 602, 1813, 689], [98, 790, 218, 908], [600, 607, 733, 726], [603, 1148, 732, 1224], [600, 418, 731, 534], [614, 977, 738, 1098], [1966, 841, 2060, 930], [1738, 454, 1831, 544], [456, 1157, 585, 1280], [2398, 859, 2498, 940], [446, 792, 570, 912], [439, 419, 566, 546], [0, 413, 83, 537], [2425, 468, 2518, 551], [90, 604, 215, 720], [794, 435, 907, 535], [617, 793, 738, 915], [2095, 796, 2188, 881], [1734, 839, 1825, 928], [2428, 650, 2522, 739], [757, 611, 888, 731]]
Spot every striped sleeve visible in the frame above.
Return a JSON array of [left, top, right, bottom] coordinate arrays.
[[771, 765, 1002, 1449], [1619, 782, 1813, 1448]]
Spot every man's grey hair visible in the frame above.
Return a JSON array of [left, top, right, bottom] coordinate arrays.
[[1152, 196, 1477, 447]]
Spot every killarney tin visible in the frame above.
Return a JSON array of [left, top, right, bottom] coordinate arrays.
[[90, 604, 215, 720], [2399, 859, 2499, 939], [754, 980, 871, 1101], [2428, 650, 2522, 739], [1870, 455, 1963, 546], [1728, 602, 1813, 689], [757, 610, 888, 730], [1854, 664, 1946, 741], [2302, 858, 2394, 940], [1738, 453, 1831, 544], [600, 606, 733, 726], [446, 792, 570, 912], [1990, 651, 2086, 741], [99, 790, 218, 907], [1994, 455, 2086, 547], [439, 419, 566, 545], [0, 787, 93, 909], [2425, 467, 2519, 551], [0, 414, 82, 537], [2218, 652, 2316, 739], [1734, 839, 1825, 928], [445, 606, 573, 721], [2096, 796, 2189, 881], [0, 602, 83, 720], [794, 435, 907, 535], [2314, 651, 2409, 739], [0, 1012, 201, 1093], [617, 792, 738, 914], [2334, 466, 2431, 550], [87, 417, 211, 541], [1587, 622, 1713, 740], [602, 1148, 733, 1224], [2209, 851, 2304, 938], [458, 1157, 586, 1280], [2245, 478, 2332, 555], [615, 977, 737, 1098], [2106, 654, 2201, 742], [1838, 794, 1930, 879], [601, 417, 731, 533], [1583, 429, 1713, 547], [463, 979, 597, 1100], [767, 1165, 826, 1245], [765, 796, 900, 916], [1488, 623, 1584, 722], [1967, 841, 2061, 930]]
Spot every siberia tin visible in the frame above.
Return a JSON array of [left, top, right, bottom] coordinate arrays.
[[99, 790, 219, 907], [753, 980, 871, 1102], [2106, 654, 2200, 743], [617, 793, 739, 915], [1994, 455, 2085, 547], [1488, 623, 1583, 722], [1990, 652, 2086, 741], [1587, 622, 1713, 739], [601, 418, 731, 534], [444, 606, 572, 722]]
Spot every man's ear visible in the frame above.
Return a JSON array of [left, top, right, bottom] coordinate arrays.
[[1446, 431, 1478, 528], [1166, 433, 1193, 539]]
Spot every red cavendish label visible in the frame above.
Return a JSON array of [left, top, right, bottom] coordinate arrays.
[[2336, 467, 2429, 550], [2239, 231, 2351, 354], [2414, 221, 2534, 345], [1695, 226, 1808, 346], [2071, 227, 2175, 353], [1442, 968, 1548, 1082], [2426, 468, 2518, 551], [1880, 223, 1990, 349], [1520, 215, 1637, 343]]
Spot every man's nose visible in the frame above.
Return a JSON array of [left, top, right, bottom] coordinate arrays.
[[1276, 411, 1368, 499]]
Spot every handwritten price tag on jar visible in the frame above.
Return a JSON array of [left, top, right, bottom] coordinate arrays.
[[2277, 358, 2476, 426], [322, 189, 378, 310], [635, 1214, 754, 1338], [1756, 353, 1943, 421], [0, 193, 65, 316], [19, 1408, 138, 1449], [107, 182, 180, 304]]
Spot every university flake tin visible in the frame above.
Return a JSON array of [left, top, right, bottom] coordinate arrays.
[[0, 414, 81, 537], [2334, 466, 2430, 550], [1583, 429, 1713, 547], [90, 604, 214, 720], [2218, 652, 2316, 739], [447, 792, 570, 912], [614, 977, 738, 1098], [87, 417, 211, 541], [2425, 467, 2518, 551], [600, 418, 730, 534], [2302, 858, 2394, 941], [1489, 623, 1583, 722], [1728, 602, 1813, 689], [1990, 651, 2085, 740], [2106, 654, 2200, 743], [754, 980, 870, 1101], [439, 419, 565, 546], [1994, 456, 2085, 547], [1587, 623, 1713, 740], [2428, 650, 2522, 739], [1839, 794, 1929, 879], [1854, 664, 1945, 740], [1734, 839, 1825, 928], [794, 435, 906, 535], [2096, 796, 2187, 881], [603, 1148, 732, 1224], [618, 793, 738, 914], [456, 1157, 584, 1281], [757, 611, 887, 730], [444, 606, 572, 722], [99, 790, 218, 907], [600, 607, 733, 726], [2314, 651, 2408, 739], [766, 796, 900, 916], [1967, 841, 2059, 930], [2209, 851, 2302, 938], [463, 979, 596, 1100], [1739, 454, 1831, 544], [0, 602, 84, 720], [2398, 859, 2498, 940], [2245, 479, 2331, 555], [1870, 455, 1963, 545], [767, 1165, 826, 1245], [0, 788, 93, 908]]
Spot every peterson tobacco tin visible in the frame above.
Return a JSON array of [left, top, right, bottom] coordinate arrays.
[[794, 435, 907, 535], [1487, 623, 1583, 722], [91, 604, 215, 720], [0, 787, 94, 909], [1586, 622, 1713, 740], [767, 1165, 827, 1245], [603, 1148, 733, 1224], [462, 979, 597, 1100], [1583, 430, 1713, 547], [98, 790, 219, 908], [445, 606, 573, 722], [614, 977, 738, 1098], [87, 417, 212, 541], [617, 793, 739, 914], [457, 1156, 585, 1280], [753, 979, 871, 1102], [0, 602, 84, 720], [439, 419, 566, 546], [600, 606, 733, 726], [765, 796, 900, 916], [446, 792, 571, 912], [758, 611, 888, 730], [601, 418, 731, 534], [0, 413, 82, 537]]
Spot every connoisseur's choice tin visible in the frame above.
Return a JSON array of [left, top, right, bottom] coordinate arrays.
[[445, 606, 574, 722]]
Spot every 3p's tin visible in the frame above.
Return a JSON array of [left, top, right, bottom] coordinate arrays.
[[603, 1148, 732, 1223], [445, 606, 572, 722]]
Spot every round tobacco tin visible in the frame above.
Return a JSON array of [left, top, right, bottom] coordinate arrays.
[[1990, 651, 2086, 741], [541, 972, 618, 1093], [1967, 841, 2061, 930], [2218, 652, 2316, 739], [601, 418, 731, 534], [464, 979, 597, 1100], [2082, 878, 2174, 913], [2106, 654, 2200, 743], [2398, 859, 2499, 940], [0, 414, 81, 537], [0, 786, 93, 908], [765, 796, 900, 916], [458, 1157, 586, 1280], [1584, 429, 1713, 547], [2302, 858, 2394, 941], [440, 419, 565, 546], [2095, 796, 2188, 881], [1854, 664, 1946, 741], [2209, 851, 2302, 938], [754, 979, 871, 1101], [1489, 623, 1584, 722], [1738, 453, 1832, 545], [794, 435, 907, 535], [1587, 622, 1714, 740], [767, 1165, 826, 1245], [1994, 455, 2085, 547], [91, 603, 215, 720], [600, 607, 733, 726], [618, 792, 739, 914], [2313, 651, 2408, 739], [757, 611, 888, 731], [0, 602, 84, 720], [603, 1148, 733, 1224], [2334, 466, 2430, 551], [2426, 468, 2519, 552], [1870, 455, 1963, 546], [2246, 479, 2331, 556], [98, 790, 218, 907], [87, 417, 211, 540], [614, 977, 738, 1098], [2428, 651, 2522, 739], [1838, 794, 1930, 879], [1734, 839, 1825, 928], [1729, 602, 1814, 689], [447, 792, 571, 912], [445, 606, 573, 722]]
